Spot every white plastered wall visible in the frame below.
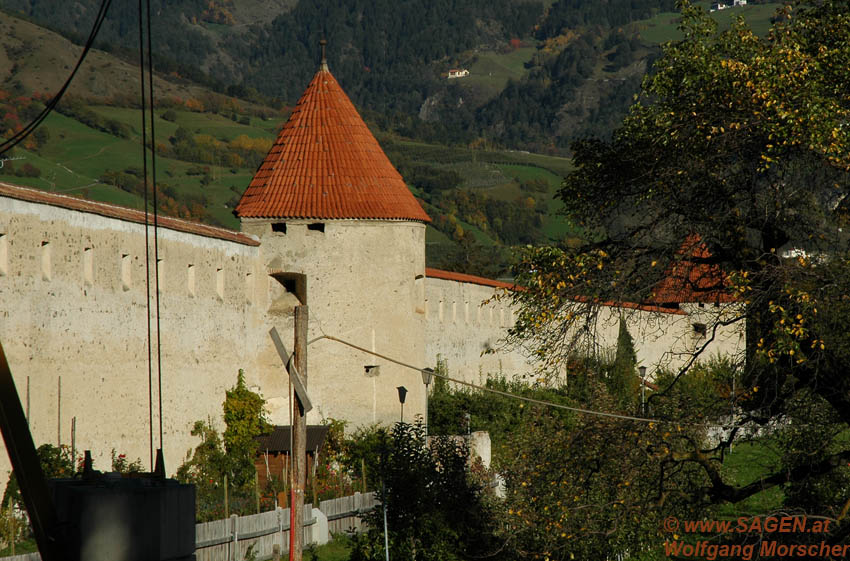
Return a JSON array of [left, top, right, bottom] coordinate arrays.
[[581, 303, 746, 378], [424, 277, 533, 383], [242, 218, 428, 430], [0, 195, 264, 478]]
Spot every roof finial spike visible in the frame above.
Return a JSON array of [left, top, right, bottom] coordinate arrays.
[[319, 38, 328, 71]]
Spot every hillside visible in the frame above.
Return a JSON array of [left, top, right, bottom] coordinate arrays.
[[0, 10, 578, 277], [0, 11, 208, 101], [0, 1, 790, 277], [1, 0, 787, 156]]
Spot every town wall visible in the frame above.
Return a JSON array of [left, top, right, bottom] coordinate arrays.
[[590, 303, 746, 378], [0, 187, 264, 477], [0, 181, 747, 484], [424, 274, 746, 385], [424, 275, 533, 383]]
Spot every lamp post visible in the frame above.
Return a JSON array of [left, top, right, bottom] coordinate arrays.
[[639, 366, 647, 415], [397, 386, 407, 423], [421, 368, 434, 435]]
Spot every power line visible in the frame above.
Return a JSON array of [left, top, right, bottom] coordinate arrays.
[[145, 0, 164, 456], [308, 334, 666, 425], [137, 0, 155, 470], [137, 0, 164, 468], [0, 0, 114, 155]]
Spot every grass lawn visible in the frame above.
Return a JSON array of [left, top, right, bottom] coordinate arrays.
[[8, 97, 579, 240], [715, 438, 785, 518], [0, 538, 37, 556], [635, 2, 783, 44], [462, 46, 536, 99], [4, 108, 266, 229], [89, 106, 279, 144], [308, 533, 354, 561]]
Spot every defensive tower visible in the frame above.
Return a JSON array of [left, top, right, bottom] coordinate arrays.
[[236, 52, 430, 426]]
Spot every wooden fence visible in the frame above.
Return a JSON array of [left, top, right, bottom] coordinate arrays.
[[195, 505, 316, 561], [320, 491, 377, 535], [0, 491, 377, 561], [0, 554, 39, 561]]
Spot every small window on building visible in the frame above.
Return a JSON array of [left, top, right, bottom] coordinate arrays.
[[692, 323, 707, 338], [0, 233, 7, 277], [41, 241, 51, 281], [216, 267, 224, 300], [83, 247, 93, 286], [307, 222, 325, 233], [187, 264, 196, 297], [272, 223, 287, 234], [121, 253, 131, 291]]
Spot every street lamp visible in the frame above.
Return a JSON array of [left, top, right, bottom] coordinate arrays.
[[397, 386, 407, 423], [421, 368, 434, 435], [639, 366, 647, 415]]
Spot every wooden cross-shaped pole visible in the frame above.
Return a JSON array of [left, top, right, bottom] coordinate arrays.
[[269, 306, 310, 561]]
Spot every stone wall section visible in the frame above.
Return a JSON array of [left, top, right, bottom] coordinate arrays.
[[425, 276, 746, 385], [0, 194, 264, 477], [424, 276, 533, 383]]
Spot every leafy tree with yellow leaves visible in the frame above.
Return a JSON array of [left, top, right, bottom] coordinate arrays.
[[506, 0, 850, 547]]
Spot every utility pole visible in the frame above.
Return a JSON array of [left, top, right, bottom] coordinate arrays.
[[291, 305, 308, 561]]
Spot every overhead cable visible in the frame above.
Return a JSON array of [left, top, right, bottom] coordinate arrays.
[[0, 0, 114, 155], [308, 334, 665, 424]]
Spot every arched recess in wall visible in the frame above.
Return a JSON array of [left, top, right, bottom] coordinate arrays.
[[268, 271, 307, 316]]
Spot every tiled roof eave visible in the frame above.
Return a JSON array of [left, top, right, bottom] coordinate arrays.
[[0, 182, 260, 247], [425, 268, 694, 315], [238, 213, 430, 223], [425, 268, 520, 290]]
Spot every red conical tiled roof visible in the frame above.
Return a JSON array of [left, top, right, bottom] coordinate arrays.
[[235, 68, 430, 222]]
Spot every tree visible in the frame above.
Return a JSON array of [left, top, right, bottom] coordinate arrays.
[[508, 0, 850, 544], [350, 422, 501, 561], [223, 369, 271, 490], [2, 444, 75, 511], [177, 369, 270, 520], [608, 316, 639, 411], [428, 358, 712, 560]]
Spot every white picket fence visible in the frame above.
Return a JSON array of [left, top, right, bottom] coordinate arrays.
[[0, 491, 377, 561]]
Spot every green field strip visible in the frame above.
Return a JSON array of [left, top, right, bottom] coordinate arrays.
[[636, 2, 782, 44]]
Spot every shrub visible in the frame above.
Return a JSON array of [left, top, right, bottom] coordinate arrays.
[[15, 163, 40, 178]]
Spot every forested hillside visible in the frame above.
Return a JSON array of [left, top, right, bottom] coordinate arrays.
[[0, 0, 780, 155], [0, 0, 786, 274], [0, 7, 574, 277]]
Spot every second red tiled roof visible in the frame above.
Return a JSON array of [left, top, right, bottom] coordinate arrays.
[[235, 68, 430, 222], [650, 235, 736, 304]]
